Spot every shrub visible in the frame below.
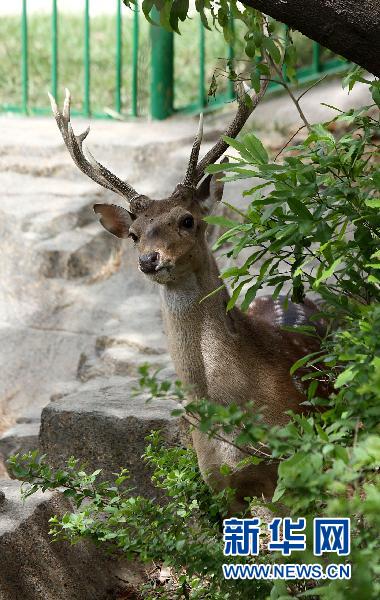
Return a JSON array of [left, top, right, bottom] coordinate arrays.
[[9, 435, 273, 599]]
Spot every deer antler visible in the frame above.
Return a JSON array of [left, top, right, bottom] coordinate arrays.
[[183, 113, 204, 187], [48, 88, 140, 203], [188, 70, 270, 187]]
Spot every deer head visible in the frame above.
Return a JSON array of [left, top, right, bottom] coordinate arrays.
[[49, 78, 268, 285]]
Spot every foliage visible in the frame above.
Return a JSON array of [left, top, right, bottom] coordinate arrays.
[[9, 435, 275, 600], [204, 70, 379, 596], [134, 295, 380, 599], [206, 85, 380, 312]]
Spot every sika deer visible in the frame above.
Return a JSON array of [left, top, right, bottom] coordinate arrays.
[[49, 84, 323, 511]]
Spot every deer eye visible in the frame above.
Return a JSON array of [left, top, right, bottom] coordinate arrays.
[[180, 215, 194, 229], [128, 231, 139, 243]]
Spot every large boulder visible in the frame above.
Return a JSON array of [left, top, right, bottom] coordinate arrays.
[[0, 478, 131, 600], [39, 382, 182, 497]]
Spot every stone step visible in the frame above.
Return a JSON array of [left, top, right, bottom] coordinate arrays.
[[77, 345, 171, 382], [0, 422, 40, 465], [39, 382, 183, 498], [0, 479, 130, 600], [36, 223, 121, 279]]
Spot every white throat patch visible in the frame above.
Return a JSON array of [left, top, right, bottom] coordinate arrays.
[[160, 275, 202, 314]]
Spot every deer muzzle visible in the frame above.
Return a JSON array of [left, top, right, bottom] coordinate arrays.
[[139, 252, 160, 274]]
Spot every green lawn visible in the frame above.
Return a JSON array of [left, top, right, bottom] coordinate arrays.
[[0, 11, 323, 118], [0, 12, 244, 116]]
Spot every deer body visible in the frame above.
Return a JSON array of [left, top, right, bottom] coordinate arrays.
[[160, 240, 314, 508], [49, 85, 321, 511], [160, 251, 304, 413]]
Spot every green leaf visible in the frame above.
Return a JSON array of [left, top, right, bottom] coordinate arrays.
[[314, 258, 344, 288], [199, 284, 225, 304], [242, 132, 269, 165], [368, 274, 380, 284], [272, 485, 285, 503], [171, 409, 184, 417], [263, 37, 281, 64], [221, 135, 254, 162], [342, 66, 367, 91], [220, 464, 232, 476], [372, 171, 380, 190], [195, 0, 211, 30], [250, 68, 261, 93], [290, 352, 321, 375], [287, 197, 313, 221], [300, 586, 332, 597], [227, 279, 252, 311], [335, 366, 355, 388], [364, 198, 380, 208], [306, 123, 336, 146], [370, 82, 380, 108], [315, 423, 329, 442], [141, 0, 156, 24], [241, 282, 261, 311], [245, 39, 256, 58]]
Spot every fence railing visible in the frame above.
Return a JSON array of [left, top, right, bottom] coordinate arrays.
[[0, 1, 347, 120]]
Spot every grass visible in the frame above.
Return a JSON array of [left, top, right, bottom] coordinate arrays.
[[0, 12, 243, 117], [0, 11, 328, 118]]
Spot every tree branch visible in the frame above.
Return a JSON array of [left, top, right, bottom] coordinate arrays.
[[240, 0, 380, 77], [270, 59, 312, 131]]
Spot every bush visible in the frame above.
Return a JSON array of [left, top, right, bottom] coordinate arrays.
[[9, 435, 273, 600]]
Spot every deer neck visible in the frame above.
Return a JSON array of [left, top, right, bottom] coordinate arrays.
[[160, 246, 242, 400]]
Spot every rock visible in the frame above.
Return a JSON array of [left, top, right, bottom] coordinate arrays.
[[37, 223, 121, 279], [0, 326, 96, 419], [0, 479, 130, 600], [15, 407, 42, 424], [77, 345, 170, 382], [0, 422, 40, 465], [39, 382, 182, 497]]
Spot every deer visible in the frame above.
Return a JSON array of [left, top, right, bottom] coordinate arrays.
[[48, 84, 324, 513]]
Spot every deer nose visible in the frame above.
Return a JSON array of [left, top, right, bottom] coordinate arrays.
[[139, 251, 159, 273]]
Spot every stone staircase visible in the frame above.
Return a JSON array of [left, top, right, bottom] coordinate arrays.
[[0, 114, 202, 598]]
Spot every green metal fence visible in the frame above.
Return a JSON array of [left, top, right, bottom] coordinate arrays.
[[1, 1, 347, 120]]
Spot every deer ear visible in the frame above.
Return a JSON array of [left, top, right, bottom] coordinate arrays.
[[195, 158, 228, 214], [93, 204, 133, 238]]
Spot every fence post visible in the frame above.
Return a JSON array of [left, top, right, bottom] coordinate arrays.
[[21, 0, 28, 114], [51, 0, 58, 101], [83, 0, 90, 116], [227, 16, 235, 101], [312, 43, 321, 74], [150, 8, 174, 120], [115, 0, 122, 114], [131, 5, 139, 117]]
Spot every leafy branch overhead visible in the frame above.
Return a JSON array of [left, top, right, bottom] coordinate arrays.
[[123, 0, 380, 76], [124, 0, 285, 81]]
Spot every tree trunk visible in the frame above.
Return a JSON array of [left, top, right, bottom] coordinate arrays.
[[242, 0, 380, 77]]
